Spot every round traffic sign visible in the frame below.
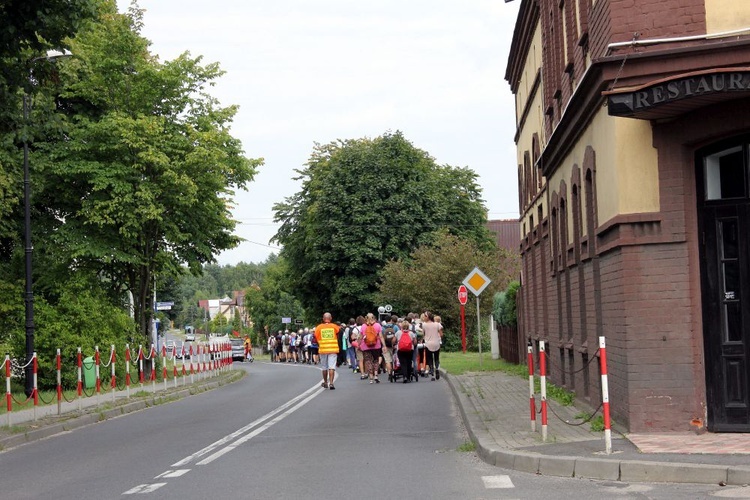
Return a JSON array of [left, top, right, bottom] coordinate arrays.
[[458, 285, 468, 305]]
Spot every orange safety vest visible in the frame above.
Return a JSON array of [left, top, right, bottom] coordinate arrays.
[[316, 323, 339, 354]]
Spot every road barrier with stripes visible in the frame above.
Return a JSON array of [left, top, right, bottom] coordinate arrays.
[[527, 336, 612, 454], [4, 339, 234, 428]]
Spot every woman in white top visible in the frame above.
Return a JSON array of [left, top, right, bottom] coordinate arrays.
[[421, 311, 442, 381]]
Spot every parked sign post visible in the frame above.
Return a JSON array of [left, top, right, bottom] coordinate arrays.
[[462, 267, 491, 368], [457, 285, 468, 353]]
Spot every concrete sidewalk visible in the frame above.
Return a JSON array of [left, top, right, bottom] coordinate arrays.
[[446, 369, 750, 486]]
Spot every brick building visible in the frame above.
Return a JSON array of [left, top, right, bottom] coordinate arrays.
[[506, 0, 750, 432], [487, 219, 521, 254]]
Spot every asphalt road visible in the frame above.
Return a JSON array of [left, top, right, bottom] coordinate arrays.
[[0, 359, 741, 499]]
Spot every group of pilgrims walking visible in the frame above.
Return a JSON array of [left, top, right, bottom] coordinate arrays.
[[266, 311, 444, 390]]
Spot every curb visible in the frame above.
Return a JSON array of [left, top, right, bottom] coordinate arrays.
[[0, 370, 244, 452], [444, 370, 750, 486]]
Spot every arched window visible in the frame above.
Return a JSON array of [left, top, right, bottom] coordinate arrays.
[[551, 204, 559, 274], [517, 164, 524, 214], [560, 197, 568, 268], [572, 181, 581, 262], [532, 134, 542, 192], [524, 151, 532, 206], [585, 168, 595, 255]]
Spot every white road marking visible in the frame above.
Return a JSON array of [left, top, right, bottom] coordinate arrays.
[[154, 469, 190, 479], [172, 382, 322, 467], [482, 475, 515, 489], [122, 382, 324, 495], [122, 483, 167, 495], [711, 486, 750, 498], [196, 388, 320, 465]]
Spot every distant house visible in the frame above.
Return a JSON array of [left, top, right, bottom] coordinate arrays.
[[197, 291, 249, 328]]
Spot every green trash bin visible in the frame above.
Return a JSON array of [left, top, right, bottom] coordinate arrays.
[[83, 356, 96, 389]]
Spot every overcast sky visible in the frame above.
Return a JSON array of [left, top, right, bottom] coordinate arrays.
[[115, 0, 522, 266]]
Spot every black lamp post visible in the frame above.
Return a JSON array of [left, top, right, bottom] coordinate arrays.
[[23, 50, 71, 396]]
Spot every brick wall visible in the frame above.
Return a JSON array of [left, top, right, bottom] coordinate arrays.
[[608, 0, 705, 43]]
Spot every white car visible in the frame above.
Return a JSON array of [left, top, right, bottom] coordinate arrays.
[[185, 332, 195, 342]]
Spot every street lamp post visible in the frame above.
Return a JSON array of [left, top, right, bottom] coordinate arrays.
[[23, 49, 72, 396]]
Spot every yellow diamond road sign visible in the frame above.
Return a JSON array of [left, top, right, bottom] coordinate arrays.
[[463, 267, 491, 296]]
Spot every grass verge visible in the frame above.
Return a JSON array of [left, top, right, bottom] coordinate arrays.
[[440, 351, 575, 407]]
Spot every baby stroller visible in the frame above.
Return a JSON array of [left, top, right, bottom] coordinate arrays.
[[389, 347, 418, 383]]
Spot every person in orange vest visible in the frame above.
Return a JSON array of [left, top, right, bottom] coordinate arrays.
[[243, 335, 252, 361], [314, 312, 340, 390]]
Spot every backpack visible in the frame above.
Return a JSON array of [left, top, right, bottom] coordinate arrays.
[[363, 324, 378, 347], [283, 334, 290, 346], [349, 327, 360, 348], [398, 331, 414, 351], [384, 326, 396, 348]]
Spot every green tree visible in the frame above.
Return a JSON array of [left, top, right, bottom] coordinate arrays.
[[232, 310, 243, 336], [244, 255, 305, 345], [211, 314, 228, 335], [29, 5, 261, 340], [0, 0, 99, 59], [0, 0, 99, 247], [378, 232, 519, 351], [6, 275, 135, 389], [272, 131, 492, 318], [494, 280, 520, 328]]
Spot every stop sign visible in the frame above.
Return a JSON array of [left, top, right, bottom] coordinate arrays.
[[458, 285, 468, 305]]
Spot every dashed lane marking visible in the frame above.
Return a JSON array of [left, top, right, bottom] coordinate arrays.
[[172, 382, 322, 467], [482, 475, 515, 489], [122, 483, 167, 495], [196, 388, 320, 465], [122, 383, 323, 495], [155, 469, 190, 479]]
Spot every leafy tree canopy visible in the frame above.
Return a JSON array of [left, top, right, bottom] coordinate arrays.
[[378, 231, 520, 351], [0, 0, 100, 246], [12, 4, 261, 338], [272, 131, 493, 320], [244, 255, 305, 345]]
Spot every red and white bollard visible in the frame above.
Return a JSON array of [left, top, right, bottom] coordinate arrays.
[[110, 345, 116, 402], [210, 344, 215, 373], [527, 341, 536, 432], [540, 341, 548, 441], [600, 336, 612, 454], [125, 343, 131, 398], [175, 346, 181, 387], [94, 346, 101, 404], [77, 347, 83, 411], [150, 344, 156, 391], [56, 349, 62, 415], [162, 344, 168, 392], [138, 345, 144, 387], [189, 344, 195, 383], [32, 352, 38, 421], [5, 354, 11, 428]]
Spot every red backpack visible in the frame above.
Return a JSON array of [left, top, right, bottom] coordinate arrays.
[[363, 324, 378, 347], [398, 331, 414, 351]]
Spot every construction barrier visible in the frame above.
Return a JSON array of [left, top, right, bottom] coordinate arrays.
[[527, 336, 612, 454], [3, 340, 234, 428]]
